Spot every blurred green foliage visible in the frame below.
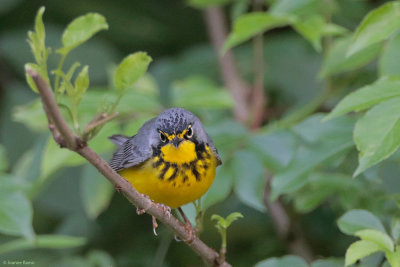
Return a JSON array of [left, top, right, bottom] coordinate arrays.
[[2, 0, 400, 266]]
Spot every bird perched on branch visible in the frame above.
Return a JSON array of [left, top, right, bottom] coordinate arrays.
[[109, 108, 221, 232]]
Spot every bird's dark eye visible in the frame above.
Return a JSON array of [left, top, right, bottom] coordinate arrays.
[[186, 125, 193, 138], [159, 132, 167, 142]]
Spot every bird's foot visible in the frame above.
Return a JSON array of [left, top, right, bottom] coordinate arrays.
[[155, 203, 172, 219], [152, 216, 158, 236], [174, 207, 195, 243]]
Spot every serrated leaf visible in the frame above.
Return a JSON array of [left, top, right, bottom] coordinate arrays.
[[114, 52, 152, 92], [255, 255, 308, 267], [353, 97, 400, 176], [345, 240, 381, 266], [320, 37, 381, 78], [347, 1, 400, 56], [0, 235, 85, 254], [338, 209, 386, 235], [232, 150, 266, 212], [222, 12, 295, 52], [81, 164, 114, 219], [324, 76, 400, 121], [355, 229, 394, 252], [61, 13, 108, 52]]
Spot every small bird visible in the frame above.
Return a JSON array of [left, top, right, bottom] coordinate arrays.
[[109, 108, 221, 210]]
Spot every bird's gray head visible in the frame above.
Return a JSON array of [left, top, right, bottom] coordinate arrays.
[[146, 108, 209, 148]]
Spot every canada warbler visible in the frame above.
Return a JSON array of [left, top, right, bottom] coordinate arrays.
[[109, 108, 221, 208]]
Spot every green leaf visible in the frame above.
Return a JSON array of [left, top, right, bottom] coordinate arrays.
[[188, 0, 233, 8], [248, 129, 296, 172], [255, 255, 308, 267], [172, 76, 234, 109], [391, 217, 400, 243], [324, 76, 400, 121], [320, 37, 381, 78], [232, 150, 266, 212], [311, 258, 344, 267], [347, 1, 400, 56], [34, 6, 45, 46], [0, 190, 34, 240], [0, 235, 85, 254], [211, 212, 243, 229], [201, 164, 233, 210], [271, 115, 354, 200], [41, 138, 86, 180], [24, 63, 40, 93], [293, 16, 347, 52], [379, 32, 400, 76], [345, 240, 381, 266], [80, 164, 114, 219], [355, 229, 394, 252], [222, 12, 295, 52], [61, 13, 108, 52], [353, 97, 400, 176], [72, 65, 89, 106], [386, 248, 400, 267], [114, 52, 152, 92], [0, 144, 8, 172], [269, 0, 321, 17], [224, 212, 243, 228], [87, 250, 115, 267], [337, 209, 386, 235], [13, 99, 48, 132]]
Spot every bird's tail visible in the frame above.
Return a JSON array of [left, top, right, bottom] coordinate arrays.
[[108, 134, 130, 147]]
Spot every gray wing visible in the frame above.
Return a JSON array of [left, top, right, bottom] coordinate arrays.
[[109, 118, 155, 171], [206, 133, 222, 166]]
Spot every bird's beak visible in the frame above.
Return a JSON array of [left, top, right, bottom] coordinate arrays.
[[171, 136, 182, 148]]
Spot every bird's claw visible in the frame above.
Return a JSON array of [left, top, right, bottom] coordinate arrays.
[[152, 216, 158, 236]]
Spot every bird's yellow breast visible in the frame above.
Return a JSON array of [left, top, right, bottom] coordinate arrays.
[[119, 141, 217, 208]]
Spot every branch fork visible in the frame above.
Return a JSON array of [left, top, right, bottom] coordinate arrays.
[[26, 67, 231, 267]]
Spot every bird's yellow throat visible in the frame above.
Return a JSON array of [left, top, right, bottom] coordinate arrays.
[[160, 141, 197, 164]]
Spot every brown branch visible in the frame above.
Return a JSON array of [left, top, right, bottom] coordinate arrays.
[[264, 173, 314, 263], [203, 7, 250, 124], [26, 68, 231, 267], [26, 66, 78, 149], [250, 0, 266, 129], [83, 112, 119, 140]]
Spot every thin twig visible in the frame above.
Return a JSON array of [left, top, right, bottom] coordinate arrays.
[[83, 112, 119, 140], [26, 69, 231, 267], [203, 7, 250, 124], [263, 173, 314, 263]]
